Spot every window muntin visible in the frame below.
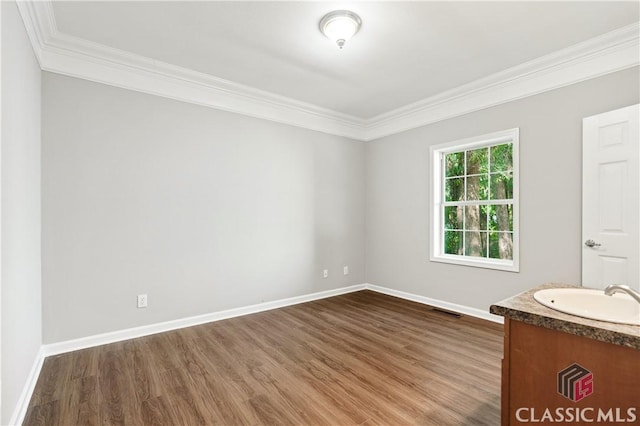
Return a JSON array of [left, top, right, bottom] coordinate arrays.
[[430, 129, 519, 272]]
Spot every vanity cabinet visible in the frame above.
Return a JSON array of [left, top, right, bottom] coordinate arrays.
[[491, 284, 640, 426], [501, 318, 639, 425]]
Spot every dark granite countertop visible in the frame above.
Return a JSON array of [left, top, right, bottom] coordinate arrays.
[[490, 283, 640, 350]]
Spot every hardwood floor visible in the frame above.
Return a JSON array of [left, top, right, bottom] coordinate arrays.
[[24, 290, 503, 425]]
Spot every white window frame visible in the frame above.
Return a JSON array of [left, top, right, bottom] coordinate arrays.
[[429, 128, 520, 272]]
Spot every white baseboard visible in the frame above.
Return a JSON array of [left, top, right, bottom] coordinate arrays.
[[41, 282, 502, 358], [42, 284, 367, 357], [366, 284, 504, 324], [14, 283, 499, 425], [9, 346, 46, 426]]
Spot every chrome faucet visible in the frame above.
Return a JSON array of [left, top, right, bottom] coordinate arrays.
[[603, 284, 640, 304]]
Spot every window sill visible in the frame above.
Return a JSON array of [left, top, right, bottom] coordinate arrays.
[[430, 254, 519, 272]]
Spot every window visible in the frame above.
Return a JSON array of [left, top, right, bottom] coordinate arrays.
[[430, 128, 519, 271]]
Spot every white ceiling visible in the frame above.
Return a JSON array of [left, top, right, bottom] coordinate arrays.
[[51, 1, 639, 120]]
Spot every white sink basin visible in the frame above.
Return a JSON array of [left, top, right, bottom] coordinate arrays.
[[533, 288, 640, 326]]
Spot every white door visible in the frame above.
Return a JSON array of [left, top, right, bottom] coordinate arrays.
[[582, 104, 639, 291]]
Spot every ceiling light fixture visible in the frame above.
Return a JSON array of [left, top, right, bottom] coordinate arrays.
[[319, 10, 362, 49]]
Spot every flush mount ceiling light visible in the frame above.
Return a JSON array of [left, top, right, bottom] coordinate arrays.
[[319, 10, 362, 49]]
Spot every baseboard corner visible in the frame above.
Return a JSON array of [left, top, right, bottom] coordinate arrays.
[[9, 346, 46, 426]]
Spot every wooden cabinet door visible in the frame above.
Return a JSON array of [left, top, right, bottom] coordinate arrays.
[[504, 319, 639, 425]]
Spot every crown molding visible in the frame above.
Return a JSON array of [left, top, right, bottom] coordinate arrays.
[[16, 1, 640, 142], [15, 0, 367, 140], [363, 22, 640, 141]]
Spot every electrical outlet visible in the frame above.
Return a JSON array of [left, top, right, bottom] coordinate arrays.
[[323, 269, 328, 278], [343, 266, 349, 275], [137, 294, 148, 308]]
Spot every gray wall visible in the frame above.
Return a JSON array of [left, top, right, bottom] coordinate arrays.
[[37, 39, 640, 344], [42, 73, 366, 343], [365, 67, 640, 312], [1, 1, 42, 423]]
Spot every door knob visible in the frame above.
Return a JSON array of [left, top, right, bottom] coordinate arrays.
[[584, 239, 601, 248]]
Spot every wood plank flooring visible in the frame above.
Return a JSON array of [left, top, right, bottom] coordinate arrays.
[[24, 290, 503, 425]]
